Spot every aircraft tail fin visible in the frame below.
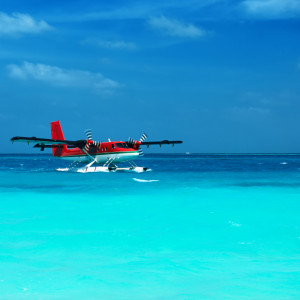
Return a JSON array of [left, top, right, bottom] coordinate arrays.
[[51, 121, 68, 156]]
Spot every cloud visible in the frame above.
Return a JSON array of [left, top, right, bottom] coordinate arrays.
[[7, 62, 120, 93], [96, 40, 136, 50], [47, 1, 222, 23], [0, 12, 52, 36], [227, 106, 270, 119], [242, 0, 300, 18], [149, 16, 206, 38], [83, 39, 136, 50]]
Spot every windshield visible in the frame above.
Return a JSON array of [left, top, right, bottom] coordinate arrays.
[[115, 143, 129, 148]]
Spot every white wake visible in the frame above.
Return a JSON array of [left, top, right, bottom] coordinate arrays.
[[133, 178, 159, 183]]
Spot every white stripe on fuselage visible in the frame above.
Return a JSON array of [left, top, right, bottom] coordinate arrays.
[[59, 152, 139, 163]]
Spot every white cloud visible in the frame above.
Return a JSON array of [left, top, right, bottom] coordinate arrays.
[[7, 62, 120, 93], [149, 16, 206, 38], [228, 106, 270, 117], [242, 0, 300, 18], [97, 40, 136, 50], [84, 39, 136, 50], [47, 1, 222, 23], [0, 12, 52, 36]]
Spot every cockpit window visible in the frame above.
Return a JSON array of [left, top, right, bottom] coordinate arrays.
[[89, 146, 97, 152], [115, 143, 129, 148]]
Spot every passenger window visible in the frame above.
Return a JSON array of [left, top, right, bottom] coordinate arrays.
[[112, 144, 115, 149]]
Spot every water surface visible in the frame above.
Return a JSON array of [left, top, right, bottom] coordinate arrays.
[[0, 154, 299, 299]]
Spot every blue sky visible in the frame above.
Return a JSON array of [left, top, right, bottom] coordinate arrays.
[[1, 0, 300, 153]]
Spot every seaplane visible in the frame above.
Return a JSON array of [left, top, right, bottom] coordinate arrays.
[[10, 121, 183, 173]]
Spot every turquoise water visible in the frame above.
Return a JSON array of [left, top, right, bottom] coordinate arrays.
[[0, 154, 299, 299]]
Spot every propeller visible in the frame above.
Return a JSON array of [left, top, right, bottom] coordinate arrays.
[[84, 129, 100, 152], [140, 133, 147, 142], [127, 133, 147, 156], [85, 129, 92, 140], [127, 137, 135, 148], [138, 148, 144, 156], [138, 133, 147, 156]]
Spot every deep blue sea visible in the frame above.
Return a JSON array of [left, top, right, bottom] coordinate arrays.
[[0, 154, 299, 299]]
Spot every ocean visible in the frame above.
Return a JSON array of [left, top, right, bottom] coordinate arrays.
[[0, 154, 299, 299]]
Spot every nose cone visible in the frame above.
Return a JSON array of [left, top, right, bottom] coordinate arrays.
[[134, 141, 141, 150]]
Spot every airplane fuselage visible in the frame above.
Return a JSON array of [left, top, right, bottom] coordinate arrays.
[[57, 141, 140, 163]]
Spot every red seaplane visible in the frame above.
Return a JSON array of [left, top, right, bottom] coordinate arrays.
[[11, 121, 182, 172]]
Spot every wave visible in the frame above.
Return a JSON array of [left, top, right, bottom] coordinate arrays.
[[228, 221, 242, 227], [133, 178, 159, 183]]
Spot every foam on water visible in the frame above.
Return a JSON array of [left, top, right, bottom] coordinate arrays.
[[228, 221, 242, 227], [0, 154, 300, 299], [133, 178, 159, 182]]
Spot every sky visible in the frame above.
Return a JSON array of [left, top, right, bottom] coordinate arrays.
[[1, 0, 300, 153]]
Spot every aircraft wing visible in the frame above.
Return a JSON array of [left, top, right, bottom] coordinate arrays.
[[10, 136, 86, 148], [141, 140, 183, 147]]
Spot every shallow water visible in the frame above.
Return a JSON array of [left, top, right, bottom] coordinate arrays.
[[0, 154, 299, 299]]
